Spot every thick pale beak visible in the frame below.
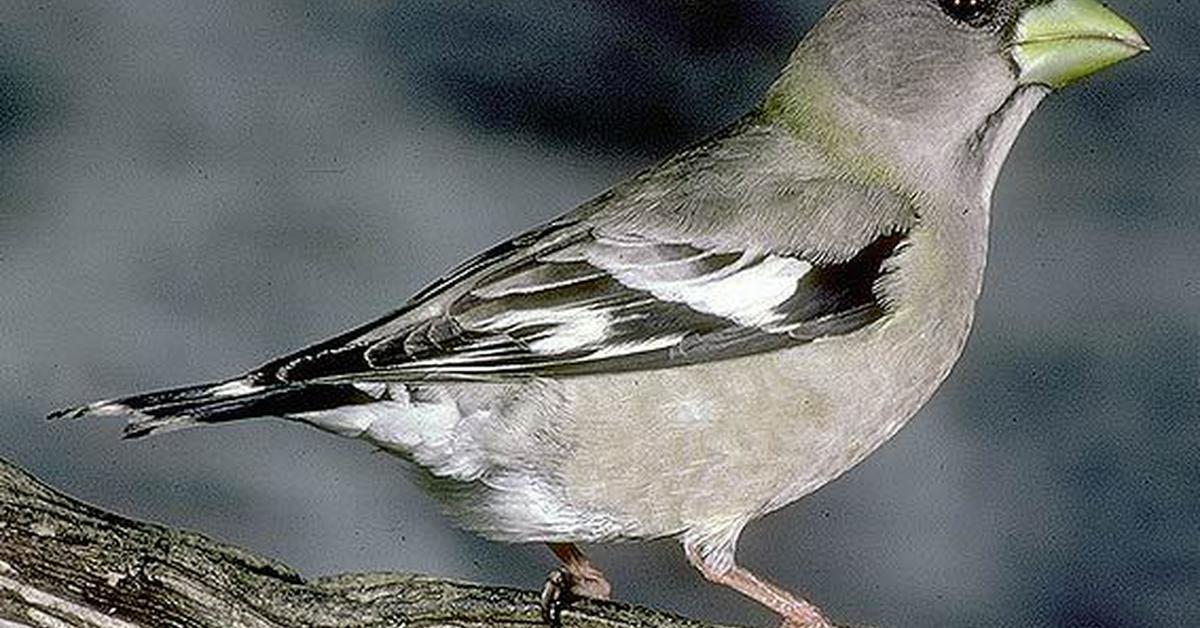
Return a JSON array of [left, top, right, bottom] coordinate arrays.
[[1011, 0, 1149, 89]]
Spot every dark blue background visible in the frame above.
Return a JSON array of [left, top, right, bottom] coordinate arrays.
[[1, 2, 1195, 626]]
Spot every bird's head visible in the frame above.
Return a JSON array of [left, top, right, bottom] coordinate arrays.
[[768, 0, 1148, 194]]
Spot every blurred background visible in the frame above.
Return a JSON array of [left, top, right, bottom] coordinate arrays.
[[0, 1, 1195, 626]]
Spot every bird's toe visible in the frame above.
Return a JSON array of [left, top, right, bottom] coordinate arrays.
[[539, 568, 571, 627]]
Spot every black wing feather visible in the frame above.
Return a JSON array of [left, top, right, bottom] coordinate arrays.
[[255, 226, 908, 384]]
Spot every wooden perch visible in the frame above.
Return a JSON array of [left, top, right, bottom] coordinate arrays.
[[0, 456, 745, 628]]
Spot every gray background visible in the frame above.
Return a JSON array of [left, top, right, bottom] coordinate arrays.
[[1, 1, 1196, 627]]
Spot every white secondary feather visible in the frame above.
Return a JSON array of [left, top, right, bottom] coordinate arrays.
[[209, 379, 266, 398], [480, 308, 612, 355], [608, 253, 812, 327]]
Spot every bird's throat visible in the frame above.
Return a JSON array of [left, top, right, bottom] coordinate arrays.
[[966, 86, 1050, 205]]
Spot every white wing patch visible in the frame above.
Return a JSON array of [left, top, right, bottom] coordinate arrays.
[[209, 379, 267, 398], [480, 308, 612, 355], [605, 252, 812, 328]]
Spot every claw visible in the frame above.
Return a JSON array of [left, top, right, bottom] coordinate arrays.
[[540, 568, 571, 627]]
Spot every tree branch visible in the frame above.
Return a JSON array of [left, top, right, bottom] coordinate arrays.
[[0, 456, 740, 628]]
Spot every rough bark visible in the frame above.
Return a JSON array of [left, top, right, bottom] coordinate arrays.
[[0, 457, 740, 628]]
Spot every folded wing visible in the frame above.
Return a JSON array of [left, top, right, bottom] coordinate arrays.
[[269, 222, 909, 383]]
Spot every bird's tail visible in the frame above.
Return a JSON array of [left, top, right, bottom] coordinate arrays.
[[48, 377, 371, 439]]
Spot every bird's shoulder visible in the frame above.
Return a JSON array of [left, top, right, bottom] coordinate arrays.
[[583, 112, 919, 261]]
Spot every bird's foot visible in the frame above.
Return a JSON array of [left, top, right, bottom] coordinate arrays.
[[684, 542, 834, 628], [539, 568, 572, 627], [539, 564, 611, 626]]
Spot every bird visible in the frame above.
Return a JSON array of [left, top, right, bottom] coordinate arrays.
[[51, 0, 1147, 626]]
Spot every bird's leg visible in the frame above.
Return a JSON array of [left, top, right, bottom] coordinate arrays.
[[539, 543, 612, 626], [685, 542, 834, 628], [547, 542, 612, 598]]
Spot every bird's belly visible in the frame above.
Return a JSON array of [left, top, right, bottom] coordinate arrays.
[[554, 287, 976, 541]]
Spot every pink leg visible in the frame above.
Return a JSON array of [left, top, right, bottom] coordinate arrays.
[[540, 543, 612, 626], [685, 543, 835, 628], [547, 542, 612, 599]]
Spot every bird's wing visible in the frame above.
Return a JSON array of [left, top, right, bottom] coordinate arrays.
[[262, 218, 909, 384], [247, 114, 917, 384]]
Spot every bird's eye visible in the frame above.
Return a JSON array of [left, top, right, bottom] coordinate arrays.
[[938, 0, 991, 24]]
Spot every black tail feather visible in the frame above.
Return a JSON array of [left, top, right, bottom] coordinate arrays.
[[49, 378, 375, 439], [47, 380, 231, 421]]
